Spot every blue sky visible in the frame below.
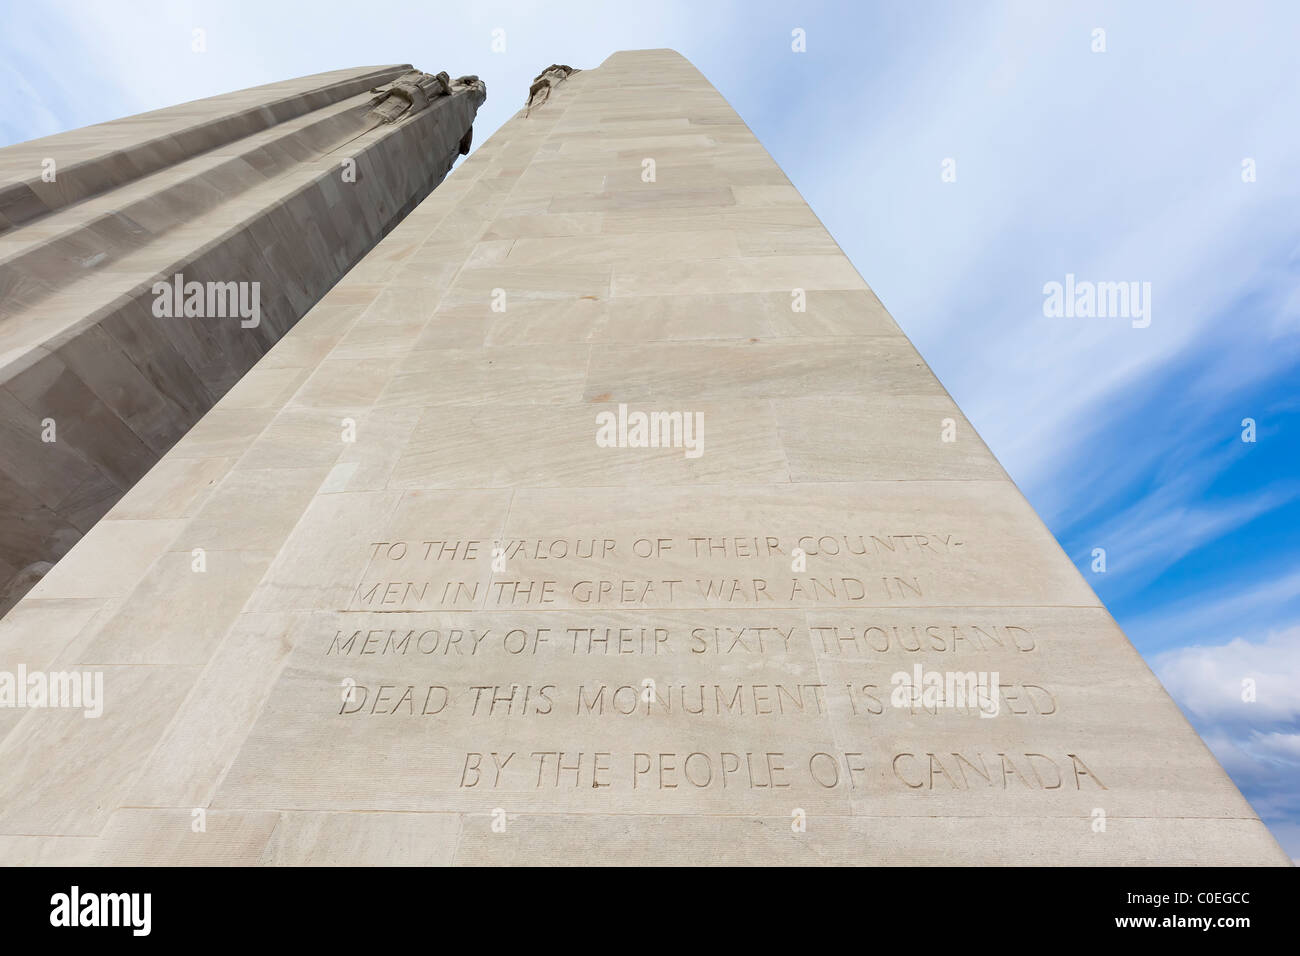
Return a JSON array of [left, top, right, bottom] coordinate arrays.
[[3, 0, 1297, 857]]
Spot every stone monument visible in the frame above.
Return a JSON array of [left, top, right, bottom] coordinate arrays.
[[0, 65, 485, 612], [0, 50, 1286, 865]]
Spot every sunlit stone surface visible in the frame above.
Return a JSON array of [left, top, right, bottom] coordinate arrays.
[[0, 50, 1285, 866]]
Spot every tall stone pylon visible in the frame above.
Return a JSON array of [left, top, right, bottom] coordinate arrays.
[[0, 66, 485, 613], [0, 50, 1286, 865]]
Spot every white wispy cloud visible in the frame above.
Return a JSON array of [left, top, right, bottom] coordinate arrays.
[[1155, 625, 1300, 856], [1071, 477, 1300, 596], [798, 1, 1300, 515], [1130, 568, 1300, 651], [1156, 625, 1300, 726]]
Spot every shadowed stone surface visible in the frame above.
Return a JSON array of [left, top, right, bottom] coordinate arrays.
[[0, 65, 485, 612], [0, 50, 1286, 865]]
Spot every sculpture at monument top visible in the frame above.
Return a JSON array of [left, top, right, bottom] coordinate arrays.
[[526, 63, 579, 112], [368, 70, 485, 130]]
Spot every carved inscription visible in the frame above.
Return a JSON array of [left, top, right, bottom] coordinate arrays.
[[351, 533, 969, 610], [319, 530, 1113, 801], [454, 750, 1107, 792]]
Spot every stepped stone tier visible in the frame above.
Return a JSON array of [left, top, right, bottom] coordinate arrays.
[[0, 50, 1286, 866], [0, 65, 485, 612]]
